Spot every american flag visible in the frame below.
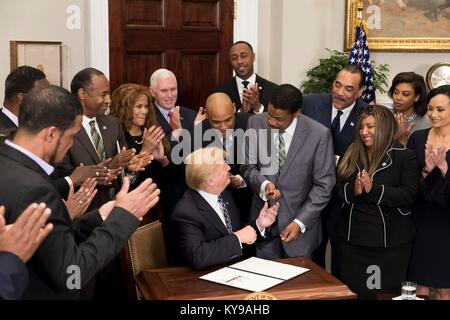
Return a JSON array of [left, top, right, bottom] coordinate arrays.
[[348, 24, 375, 103]]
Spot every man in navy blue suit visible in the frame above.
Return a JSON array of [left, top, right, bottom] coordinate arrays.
[[301, 64, 367, 276], [0, 204, 53, 300]]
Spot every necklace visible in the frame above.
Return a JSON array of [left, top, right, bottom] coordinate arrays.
[[403, 112, 418, 125]]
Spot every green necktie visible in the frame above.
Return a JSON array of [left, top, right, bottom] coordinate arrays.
[[89, 120, 105, 161], [277, 132, 286, 169]]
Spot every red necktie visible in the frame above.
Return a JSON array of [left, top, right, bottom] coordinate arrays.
[[168, 111, 174, 129]]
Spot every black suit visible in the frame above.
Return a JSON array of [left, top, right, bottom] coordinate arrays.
[[192, 112, 253, 223], [0, 109, 70, 198], [301, 94, 367, 275], [0, 143, 140, 299], [171, 189, 244, 270], [153, 104, 197, 265], [0, 252, 28, 300], [213, 75, 278, 112]]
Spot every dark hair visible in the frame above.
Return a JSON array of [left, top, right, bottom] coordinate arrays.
[[427, 85, 450, 104], [4, 66, 46, 99], [231, 41, 254, 52], [388, 72, 428, 116], [19, 85, 82, 134], [70, 67, 104, 95], [269, 84, 302, 114], [341, 64, 365, 88]]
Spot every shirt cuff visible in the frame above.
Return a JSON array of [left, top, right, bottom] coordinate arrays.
[[260, 180, 271, 201], [255, 220, 266, 237], [64, 176, 73, 188], [254, 104, 264, 114], [294, 219, 306, 233]]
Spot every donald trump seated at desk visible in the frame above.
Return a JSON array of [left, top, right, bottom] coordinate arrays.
[[171, 147, 278, 269]]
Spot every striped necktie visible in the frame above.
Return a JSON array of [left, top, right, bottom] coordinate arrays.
[[89, 120, 105, 161], [218, 195, 233, 234], [276, 131, 286, 169]]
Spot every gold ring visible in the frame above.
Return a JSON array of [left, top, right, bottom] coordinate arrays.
[[96, 171, 99, 177], [78, 200, 83, 205]]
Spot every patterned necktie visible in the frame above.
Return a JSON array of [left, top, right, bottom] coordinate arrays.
[[276, 131, 286, 170], [168, 111, 174, 129], [218, 195, 233, 234], [89, 120, 105, 161], [331, 110, 343, 152], [242, 80, 250, 89]]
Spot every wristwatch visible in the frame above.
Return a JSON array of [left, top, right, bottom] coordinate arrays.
[[426, 62, 450, 90]]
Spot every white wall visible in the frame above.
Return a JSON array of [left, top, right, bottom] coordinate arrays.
[[0, 0, 87, 100], [258, 0, 450, 102]]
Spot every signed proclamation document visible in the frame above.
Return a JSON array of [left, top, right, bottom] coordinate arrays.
[[199, 257, 309, 292]]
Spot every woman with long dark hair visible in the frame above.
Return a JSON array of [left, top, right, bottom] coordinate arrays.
[[336, 105, 419, 299]]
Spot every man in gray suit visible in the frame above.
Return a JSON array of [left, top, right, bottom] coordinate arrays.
[[241, 84, 335, 259]]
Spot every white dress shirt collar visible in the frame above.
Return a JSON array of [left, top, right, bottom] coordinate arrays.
[[5, 140, 54, 175], [1, 106, 18, 127], [331, 101, 355, 132], [155, 103, 174, 123]]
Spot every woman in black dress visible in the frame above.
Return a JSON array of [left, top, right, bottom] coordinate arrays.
[[408, 85, 450, 300], [336, 105, 419, 299]]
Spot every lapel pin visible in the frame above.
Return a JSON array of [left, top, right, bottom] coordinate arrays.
[[350, 122, 354, 127], [102, 126, 107, 130]]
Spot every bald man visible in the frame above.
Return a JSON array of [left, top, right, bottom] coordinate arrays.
[[191, 93, 253, 223]]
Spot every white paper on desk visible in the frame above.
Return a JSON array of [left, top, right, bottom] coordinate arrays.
[[199, 257, 309, 292], [229, 257, 309, 281], [200, 268, 283, 292]]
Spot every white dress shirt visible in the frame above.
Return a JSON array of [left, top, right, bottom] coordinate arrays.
[[331, 101, 356, 132], [236, 73, 264, 114], [82, 115, 104, 149]]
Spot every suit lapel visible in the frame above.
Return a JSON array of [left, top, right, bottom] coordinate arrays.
[[192, 190, 229, 235], [278, 116, 306, 180], [154, 105, 172, 135], [340, 102, 359, 141], [0, 111, 17, 129], [320, 95, 333, 127], [75, 128, 101, 163], [231, 77, 242, 109]]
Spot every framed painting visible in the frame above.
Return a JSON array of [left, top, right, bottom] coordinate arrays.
[[10, 41, 63, 86], [345, 0, 450, 51]]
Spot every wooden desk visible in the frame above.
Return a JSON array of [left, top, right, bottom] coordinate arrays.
[[135, 257, 356, 300]]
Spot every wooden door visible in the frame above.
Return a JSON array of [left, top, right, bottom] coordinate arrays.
[[109, 0, 234, 110]]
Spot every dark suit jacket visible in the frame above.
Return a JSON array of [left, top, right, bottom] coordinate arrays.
[[58, 115, 127, 211], [301, 94, 367, 156], [154, 104, 196, 147], [0, 109, 16, 131], [0, 143, 140, 299], [0, 252, 28, 300], [336, 143, 419, 248], [213, 74, 278, 112], [0, 110, 70, 198], [191, 112, 253, 222], [171, 189, 244, 270]]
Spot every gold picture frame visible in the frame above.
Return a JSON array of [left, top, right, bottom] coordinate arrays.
[[345, 0, 450, 52], [10, 40, 63, 86]]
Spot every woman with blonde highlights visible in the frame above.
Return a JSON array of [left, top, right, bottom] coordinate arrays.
[[335, 105, 419, 299]]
